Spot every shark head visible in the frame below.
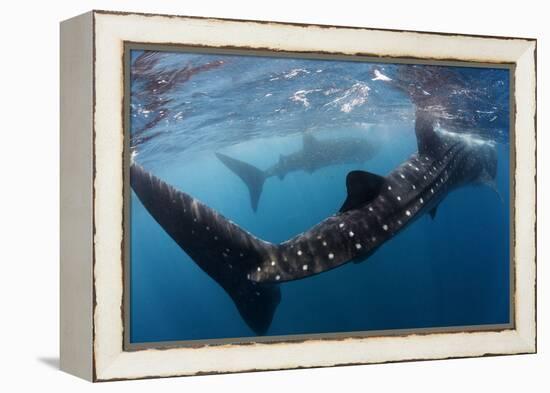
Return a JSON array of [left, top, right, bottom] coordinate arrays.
[[436, 128, 498, 188]]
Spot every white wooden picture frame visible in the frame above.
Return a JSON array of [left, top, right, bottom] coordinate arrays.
[[60, 10, 536, 381]]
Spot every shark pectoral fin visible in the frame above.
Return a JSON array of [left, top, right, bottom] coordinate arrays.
[[339, 170, 385, 213], [130, 164, 280, 335], [481, 179, 504, 205], [276, 154, 288, 180], [215, 152, 266, 212], [493, 187, 504, 205], [490, 181, 504, 205], [429, 205, 439, 220]]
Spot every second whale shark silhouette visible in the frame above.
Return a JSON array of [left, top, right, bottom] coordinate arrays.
[[215, 132, 379, 212], [130, 107, 498, 335]]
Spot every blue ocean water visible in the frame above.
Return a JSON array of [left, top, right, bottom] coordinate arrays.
[[129, 50, 510, 343]]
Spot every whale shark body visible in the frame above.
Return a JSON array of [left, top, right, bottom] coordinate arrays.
[[130, 108, 498, 335], [215, 133, 379, 211]]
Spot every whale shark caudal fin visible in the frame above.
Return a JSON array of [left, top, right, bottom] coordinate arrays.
[[130, 164, 280, 335], [215, 152, 266, 212]]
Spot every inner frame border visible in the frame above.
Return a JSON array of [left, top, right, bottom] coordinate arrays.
[[122, 42, 516, 352]]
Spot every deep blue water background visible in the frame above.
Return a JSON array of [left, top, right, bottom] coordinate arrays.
[[129, 50, 510, 343]]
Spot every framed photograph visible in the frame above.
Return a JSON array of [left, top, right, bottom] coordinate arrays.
[[60, 10, 537, 381]]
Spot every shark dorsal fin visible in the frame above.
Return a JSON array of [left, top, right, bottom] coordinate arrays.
[[339, 170, 385, 213], [303, 133, 318, 152], [415, 108, 442, 156]]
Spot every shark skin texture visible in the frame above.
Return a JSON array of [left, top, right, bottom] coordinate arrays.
[[130, 106, 497, 335]]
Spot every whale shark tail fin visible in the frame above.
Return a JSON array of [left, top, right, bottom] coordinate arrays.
[[215, 152, 266, 212], [130, 164, 280, 335]]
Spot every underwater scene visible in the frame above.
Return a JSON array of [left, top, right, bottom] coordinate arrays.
[[129, 48, 511, 344]]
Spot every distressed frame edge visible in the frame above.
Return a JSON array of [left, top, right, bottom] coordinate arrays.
[[90, 11, 537, 382], [59, 11, 95, 381], [91, 9, 538, 42], [512, 40, 537, 354]]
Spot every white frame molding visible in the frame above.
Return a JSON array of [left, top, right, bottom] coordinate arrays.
[[60, 10, 536, 381]]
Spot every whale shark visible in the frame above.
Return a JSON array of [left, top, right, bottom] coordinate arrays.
[[130, 105, 498, 335], [215, 133, 379, 211]]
